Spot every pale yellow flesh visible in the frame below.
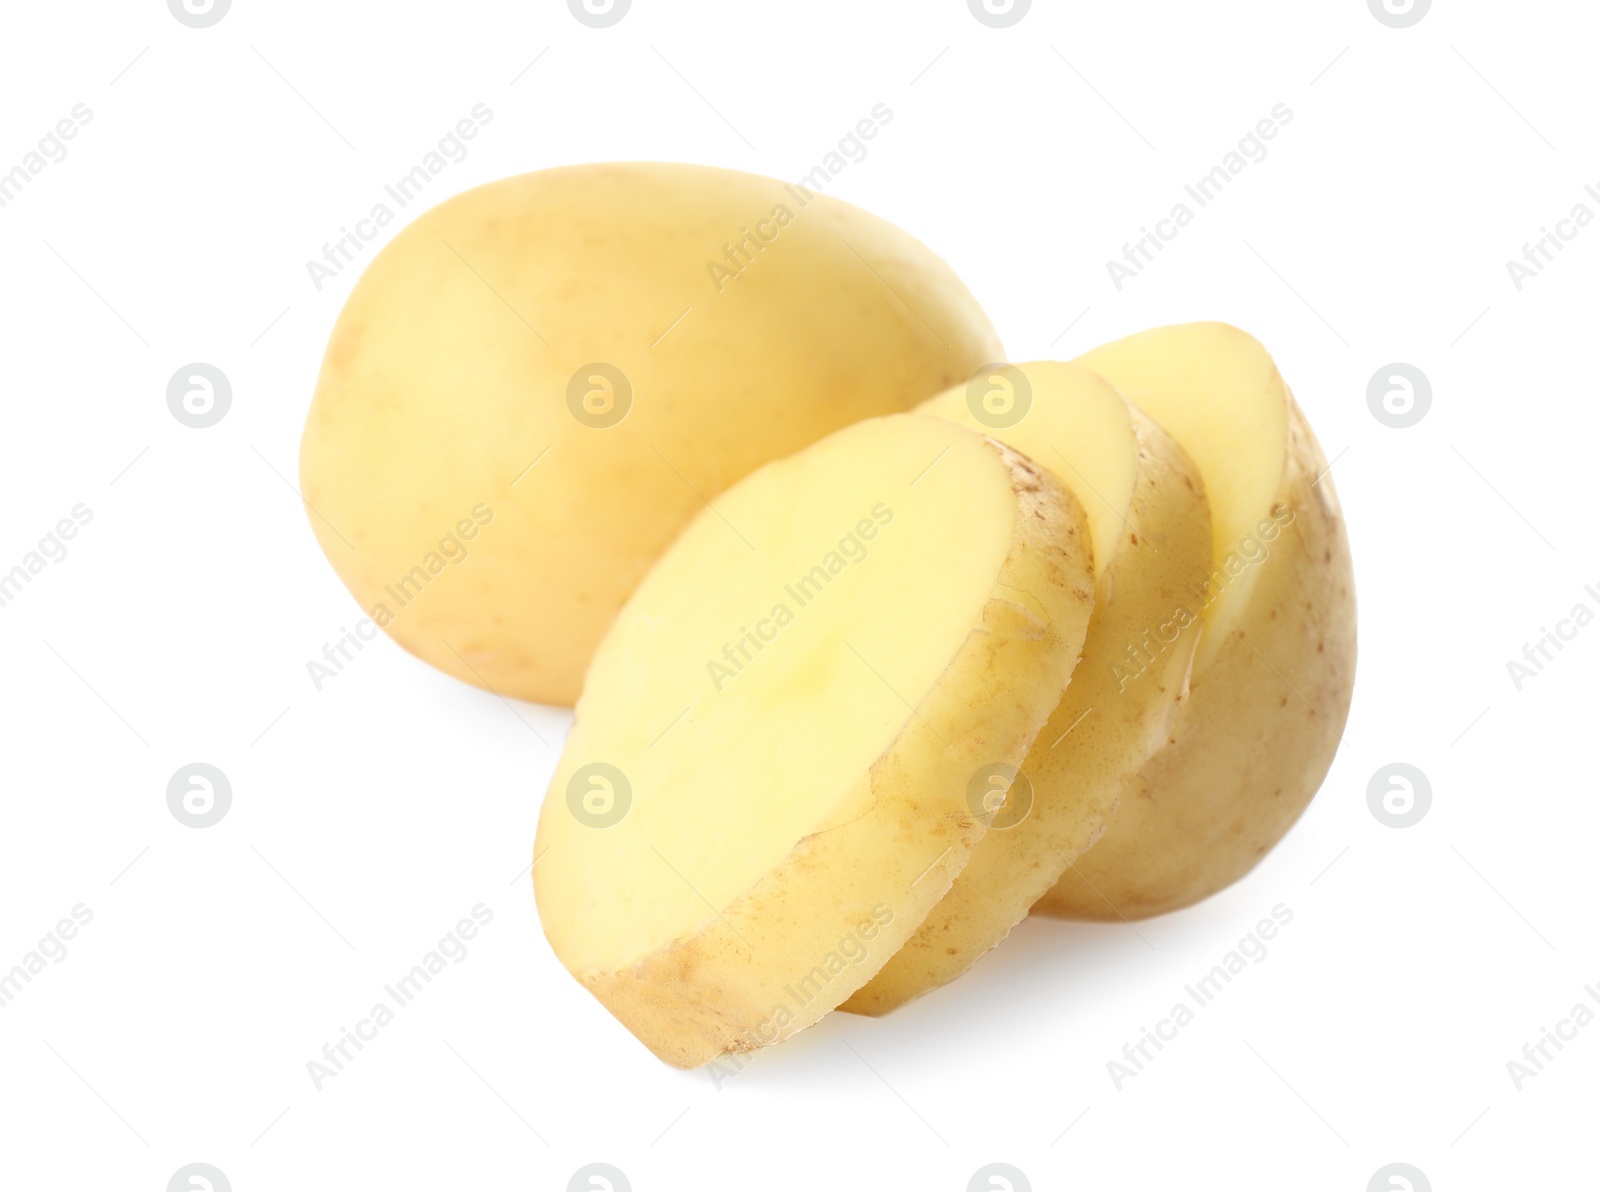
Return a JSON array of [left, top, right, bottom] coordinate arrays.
[[1036, 323, 1356, 920], [300, 163, 1003, 705], [843, 364, 1211, 1014], [540, 415, 1013, 973], [534, 414, 1095, 1066], [1076, 323, 1287, 669]]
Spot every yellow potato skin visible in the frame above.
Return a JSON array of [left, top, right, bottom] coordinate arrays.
[[299, 163, 1002, 705], [554, 430, 1095, 1068], [1037, 332, 1356, 920], [843, 382, 1210, 1015]]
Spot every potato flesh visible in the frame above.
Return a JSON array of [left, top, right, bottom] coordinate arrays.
[[534, 414, 1095, 1063], [948, 363, 1139, 581], [843, 365, 1210, 1013], [541, 415, 1011, 973], [1036, 324, 1356, 920], [1073, 323, 1287, 668], [300, 163, 1004, 705]]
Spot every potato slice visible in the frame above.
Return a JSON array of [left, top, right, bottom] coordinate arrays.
[[300, 163, 1003, 706], [533, 414, 1094, 1066], [842, 363, 1210, 1014], [1036, 323, 1357, 920]]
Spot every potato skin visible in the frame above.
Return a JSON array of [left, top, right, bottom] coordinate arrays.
[[1036, 393, 1356, 920], [568, 437, 1095, 1067], [299, 163, 1002, 705]]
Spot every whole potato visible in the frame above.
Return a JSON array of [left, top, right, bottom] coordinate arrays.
[[300, 163, 1002, 704]]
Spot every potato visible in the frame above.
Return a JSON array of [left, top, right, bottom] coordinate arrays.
[[1035, 323, 1357, 920], [841, 363, 1210, 1014], [533, 414, 1095, 1066], [299, 163, 1002, 705]]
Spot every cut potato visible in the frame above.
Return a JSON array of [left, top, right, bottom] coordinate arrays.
[[300, 163, 1003, 705], [1036, 323, 1357, 920], [842, 363, 1210, 1014], [533, 414, 1094, 1066]]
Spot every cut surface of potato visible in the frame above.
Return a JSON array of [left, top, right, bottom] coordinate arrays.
[[533, 414, 1094, 1066], [843, 364, 1210, 1014], [1036, 323, 1356, 920], [300, 163, 1003, 706]]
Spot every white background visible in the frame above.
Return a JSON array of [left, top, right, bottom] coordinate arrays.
[[1, 1, 1595, 1189]]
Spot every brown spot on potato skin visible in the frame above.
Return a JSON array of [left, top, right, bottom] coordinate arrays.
[[327, 320, 364, 375]]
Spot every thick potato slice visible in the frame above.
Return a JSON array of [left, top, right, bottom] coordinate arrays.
[[1036, 323, 1357, 920], [533, 414, 1094, 1066], [300, 163, 1003, 706], [842, 364, 1210, 1014]]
